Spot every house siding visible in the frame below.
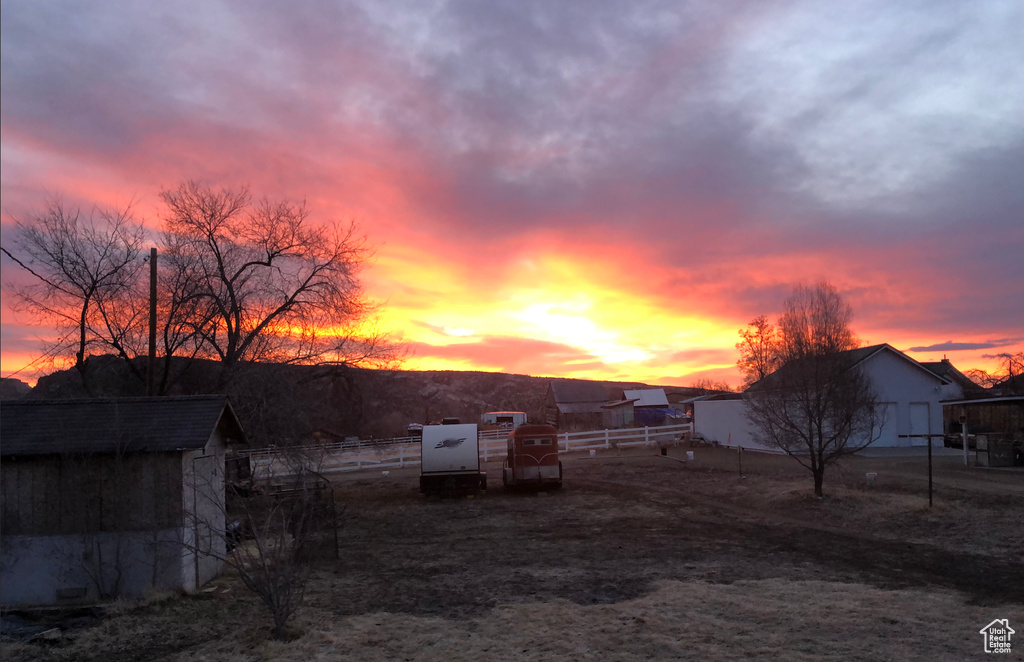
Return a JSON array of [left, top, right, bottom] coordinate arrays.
[[693, 347, 945, 451]]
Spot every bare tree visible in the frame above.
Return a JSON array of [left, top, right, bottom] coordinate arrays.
[[962, 353, 1022, 394], [1, 200, 147, 387], [160, 181, 392, 382], [964, 368, 999, 389], [185, 450, 339, 641], [689, 377, 733, 393], [744, 282, 883, 496], [993, 352, 1024, 394], [3, 184, 402, 394], [736, 314, 779, 387]]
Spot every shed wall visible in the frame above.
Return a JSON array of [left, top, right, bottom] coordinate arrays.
[[1, 529, 188, 606], [181, 429, 227, 591]]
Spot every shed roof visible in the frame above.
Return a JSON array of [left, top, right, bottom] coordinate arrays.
[[601, 399, 638, 409], [0, 395, 247, 456], [623, 388, 669, 407], [549, 379, 610, 404]]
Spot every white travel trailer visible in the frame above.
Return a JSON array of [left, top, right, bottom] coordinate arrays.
[[419, 423, 487, 497]]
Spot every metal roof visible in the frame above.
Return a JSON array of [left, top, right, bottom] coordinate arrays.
[[0, 395, 247, 456], [549, 379, 610, 404], [623, 388, 669, 407]]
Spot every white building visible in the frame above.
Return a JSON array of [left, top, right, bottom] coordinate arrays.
[[694, 344, 949, 450]]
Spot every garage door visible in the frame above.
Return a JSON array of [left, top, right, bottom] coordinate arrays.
[[909, 402, 930, 447]]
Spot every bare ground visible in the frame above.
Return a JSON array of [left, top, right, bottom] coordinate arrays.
[[4, 446, 1022, 661]]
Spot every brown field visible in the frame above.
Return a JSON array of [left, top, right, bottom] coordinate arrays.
[[4, 446, 1023, 661]]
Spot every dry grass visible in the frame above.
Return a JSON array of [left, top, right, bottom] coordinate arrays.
[[10, 578, 1018, 661], [4, 449, 1021, 661]]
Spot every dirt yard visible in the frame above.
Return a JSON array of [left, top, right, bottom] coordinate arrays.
[[4, 446, 1023, 661]]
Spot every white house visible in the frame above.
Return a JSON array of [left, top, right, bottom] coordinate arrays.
[[694, 344, 949, 451], [0, 395, 247, 606]]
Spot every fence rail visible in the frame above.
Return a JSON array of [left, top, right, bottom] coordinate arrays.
[[243, 423, 693, 482]]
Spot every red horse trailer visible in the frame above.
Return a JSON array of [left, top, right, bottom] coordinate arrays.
[[503, 424, 562, 490]]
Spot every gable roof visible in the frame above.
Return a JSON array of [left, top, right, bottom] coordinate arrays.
[[920, 359, 988, 396], [746, 343, 948, 393], [1, 395, 247, 456], [623, 388, 669, 407], [549, 379, 610, 404]]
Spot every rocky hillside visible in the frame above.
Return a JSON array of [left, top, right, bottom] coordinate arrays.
[[22, 356, 701, 446]]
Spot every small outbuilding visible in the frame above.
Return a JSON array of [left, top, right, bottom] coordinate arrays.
[[544, 380, 612, 431], [600, 398, 637, 429], [624, 388, 687, 426], [0, 395, 247, 606], [481, 411, 528, 429]]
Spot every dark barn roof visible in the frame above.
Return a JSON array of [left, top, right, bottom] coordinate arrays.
[[1, 395, 247, 456], [549, 379, 610, 404]]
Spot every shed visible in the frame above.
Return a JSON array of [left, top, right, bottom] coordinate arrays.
[[544, 380, 612, 430], [600, 399, 637, 429], [942, 395, 1024, 466], [0, 395, 247, 606], [481, 411, 528, 429]]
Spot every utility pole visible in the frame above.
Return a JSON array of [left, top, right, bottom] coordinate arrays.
[[147, 247, 157, 396]]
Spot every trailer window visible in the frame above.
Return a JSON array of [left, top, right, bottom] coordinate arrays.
[[522, 438, 552, 446]]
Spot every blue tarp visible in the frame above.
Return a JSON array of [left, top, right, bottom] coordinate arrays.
[[634, 407, 686, 427]]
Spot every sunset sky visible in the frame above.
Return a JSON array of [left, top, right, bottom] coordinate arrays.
[[2, 0, 1022, 387]]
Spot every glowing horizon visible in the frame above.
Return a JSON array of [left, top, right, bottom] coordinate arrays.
[[2, 2, 1022, 388]]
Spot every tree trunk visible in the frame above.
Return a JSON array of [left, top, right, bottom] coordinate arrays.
[[813, 469, 824, 497]]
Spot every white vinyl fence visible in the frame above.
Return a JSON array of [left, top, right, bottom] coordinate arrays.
[[242, 423, 692, 481]]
